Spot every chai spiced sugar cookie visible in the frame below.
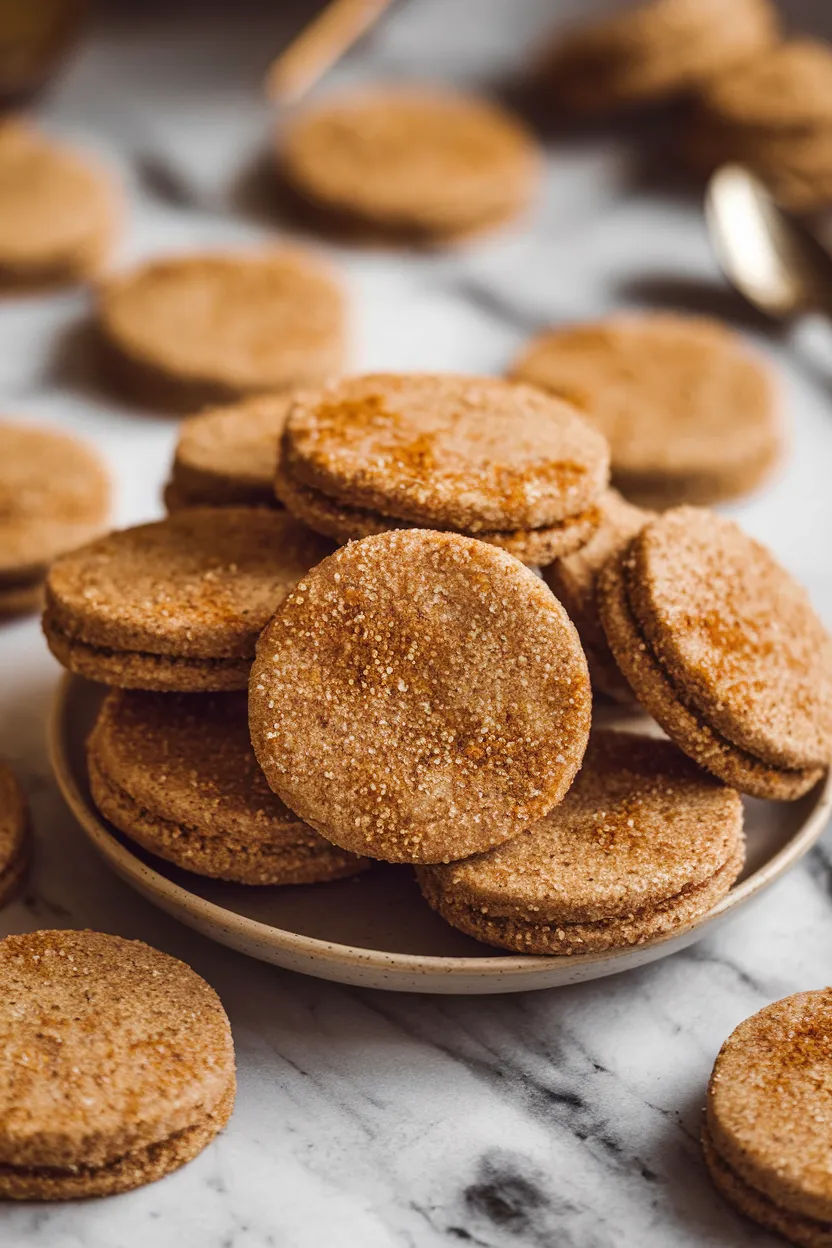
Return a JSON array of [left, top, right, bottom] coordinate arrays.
[[0, 762, 30, 908], [0, 121, 120, 287], [511, 314, 783, 510], [544, 490, 651, 702], [537, 0, 779, 117], [0, 930, 235, 1200], [278, 86, 541, 244], [250, 530, 592, 864], [276, 373, 609, 564], [703, 990, 832, 1247], [164, 395, 290, 511], [0, 421, 110, 619], [43, 508, 332, 692], [97, 249, 346, 412], [597, 507, 832, 799], [417, 730, 744, 955], [88, 689, 368, 885]]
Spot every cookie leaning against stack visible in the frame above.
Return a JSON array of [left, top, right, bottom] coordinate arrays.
[[276, 373, 610, 565], [597, 507, 832, 799], [250, 529, 592, 864], [417, 730, 745, 954], [88, 689, 368, 885], [0, 930, 235, 1200], [704, 990, 832, 1247], [42, 508, 332, 691], [511, 313, 783, 509], [97, 248, 346, 412], [537, 0, 779, 117], [164, 395, 290, 511], [0, 420, 110, 618], [0, 762, 30, 907], [278, 86, 541, 244]]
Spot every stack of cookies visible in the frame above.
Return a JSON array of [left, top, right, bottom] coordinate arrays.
[[684, 39, 832, 211]]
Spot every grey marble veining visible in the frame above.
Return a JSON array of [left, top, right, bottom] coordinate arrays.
[[2, 2, 832, 1245]]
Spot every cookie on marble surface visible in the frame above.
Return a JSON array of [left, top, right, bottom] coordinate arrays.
[[510, 313, 782, 510], [597, 508, 832, 799], [88, 689, 368, 885], [0, 420, 110, 619], [543, 490, 651, 702], [417, 729, 744, 955], [537, 0, 779, 116], [165, 395, 290, 511], [0, 120, 120, 287], [0, 762, 30, 908], [703, 989, 832, 1246], [278, 86, 541, 244], [250, 529, 591, 864], [43, 507, 332, 692], [276, 373, 609, 563], [97, 249, 346, 412], [0, 929, 235, 1200]]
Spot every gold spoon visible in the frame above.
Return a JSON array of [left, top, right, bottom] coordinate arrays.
[[705, 164, 832, 321]]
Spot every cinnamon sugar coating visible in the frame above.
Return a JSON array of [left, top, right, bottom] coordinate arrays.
[[250, 530, 591, 864], [706, 990, 832, 1227], [88, 690, 368, 885], [417, 729, 744, 954], [281, 373, 609, 533], [43, 508, 332, 692], [0, 763, 29, 909], [167, 395, 291, 510], [0, 931, 235, 1180], [278, 86, 541, 242], [510, 314, 782, 509]]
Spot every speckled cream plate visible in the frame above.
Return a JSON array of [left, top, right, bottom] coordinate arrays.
[[50, 675, 832, 994]]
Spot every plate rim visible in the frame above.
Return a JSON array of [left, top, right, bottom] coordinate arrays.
[[49, 673, 832, 981]]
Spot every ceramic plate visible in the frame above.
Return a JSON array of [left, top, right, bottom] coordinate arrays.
[[50, 675, 832, 994]]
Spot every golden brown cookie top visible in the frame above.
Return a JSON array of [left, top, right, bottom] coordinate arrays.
[[0, 929, 234, 1171], [420, 730, 743, 922], [700, 39, 832, 131], [279, 86, 540, 235], [250, 529, 591, 864], [0, 420, 111, 578], [510, 314, 780, 480], [89, 688, 307, 840], [628, 507, 832, 772], [98, 249, 346, 394], [282, 373, 609, 531], [0, 762, 27, 878], [171, 395, 291, 508], [707, 989, 832, 1222], [0, 123, 118, 272], [45, 508, 332, 660]]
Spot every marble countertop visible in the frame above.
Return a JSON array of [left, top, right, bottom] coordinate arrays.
[[3, 1, 832, 1244]]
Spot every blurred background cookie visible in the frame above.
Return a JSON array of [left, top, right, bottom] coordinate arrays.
[[97, 249, 347, 412], [0, 420, 110, 619], [0, 760, 30, 907], [277, 85, 541, 244], [511, 313, 783, 509]]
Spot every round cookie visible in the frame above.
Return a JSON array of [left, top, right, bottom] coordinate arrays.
[[0, 121, 119, 286], [43, 508, 332, 692], [278, 86, 541, 243], [417, 729, 745, 955], [166, 395, 290, 511], [279, 372, 609, 537], [510, 314, 782, 510], [0, 420, 110, 618], [275, 463, 602, 567], [250, 529, 592, 864], [0, 762, 30, 908], [697, 39, 832, 137], [704, 989, 832, 1245], [543, 490, 651, 701], [98, 249, 346, 412], [0, 930, 234, 1200], [88, 689, 368, 885]]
